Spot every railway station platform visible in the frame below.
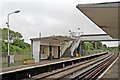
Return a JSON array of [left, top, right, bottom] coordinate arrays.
[[2, 52, 105, 74], [1, 52, 108, 80], [101, 56, 120, 79], [2, 57, 71, 73]]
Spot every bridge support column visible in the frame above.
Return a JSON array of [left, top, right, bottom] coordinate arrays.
[[79, 41, 84, 56]]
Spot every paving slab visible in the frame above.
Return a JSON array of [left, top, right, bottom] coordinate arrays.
[[102, 57, 120, 80]]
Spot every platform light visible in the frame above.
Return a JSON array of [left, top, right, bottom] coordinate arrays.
[[6, 10, 20, 67]]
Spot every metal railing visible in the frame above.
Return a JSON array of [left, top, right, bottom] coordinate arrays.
[[60, 41, 73, 57], [70, 37, 81, 56]]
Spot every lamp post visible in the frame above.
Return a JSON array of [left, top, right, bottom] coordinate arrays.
[[6, 10, 20, 67], [77, 28, 84, 36], [69, 30, 75, 37], [69, 30, 72, 37]]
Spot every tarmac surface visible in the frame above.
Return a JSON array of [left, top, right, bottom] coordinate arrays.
[[2, 57, 71, 73], [102, 57, 120, 79]]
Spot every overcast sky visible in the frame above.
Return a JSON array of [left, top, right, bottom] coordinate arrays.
[[1, 0, 119, 46]]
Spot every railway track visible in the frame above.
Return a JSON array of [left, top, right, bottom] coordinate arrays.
[[71, 53, 119, 80], [28, 52, 119, 80]]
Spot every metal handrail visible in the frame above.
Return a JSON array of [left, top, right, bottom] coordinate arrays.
[[70, 37, 81, 56], [60, 41, 73, 57]]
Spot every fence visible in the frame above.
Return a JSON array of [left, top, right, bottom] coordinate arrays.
[[83, 50, 108, 56], [1, 52, 32, 67]]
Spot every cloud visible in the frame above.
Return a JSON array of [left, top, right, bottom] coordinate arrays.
[[1, 0, 109, 44]]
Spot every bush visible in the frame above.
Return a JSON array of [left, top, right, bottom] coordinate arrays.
[[23, 58, 35, 65]]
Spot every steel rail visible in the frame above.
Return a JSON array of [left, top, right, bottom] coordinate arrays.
[[56, 53, 114, 79], [47, 53, 113, 79], [85, 53, 118, 79], [72, 53, 119, 80], [30, 53, 112, 80]]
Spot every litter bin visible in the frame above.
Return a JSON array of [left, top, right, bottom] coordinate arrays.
[[75, 53, 79, 57]]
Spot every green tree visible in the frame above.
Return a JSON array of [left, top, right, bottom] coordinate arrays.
[[84, 41, 107, 51], [2, 28, 23, 40], [118, 44, 120, 51], [96, 41, 102, 49], [1, 28, 31, 55], [12, 39, 30, 49], [2, 42, 7, 52], [102, 44, 107, 50], [84, 42, 94, 50]]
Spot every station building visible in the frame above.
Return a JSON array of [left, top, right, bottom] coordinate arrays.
[[30, 36, 74, 62]]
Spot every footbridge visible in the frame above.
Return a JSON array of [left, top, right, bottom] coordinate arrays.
[[61, 34, 119, 57]]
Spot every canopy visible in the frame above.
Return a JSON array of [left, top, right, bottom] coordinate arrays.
[[77, 2, 120, 39]]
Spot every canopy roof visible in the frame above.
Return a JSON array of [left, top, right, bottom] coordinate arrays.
[[30, 36, 74, 44], [76, 2, 120, 39]]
